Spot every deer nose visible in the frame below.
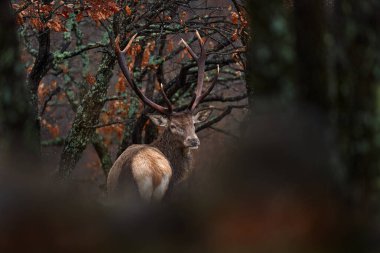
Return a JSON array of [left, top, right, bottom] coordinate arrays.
[[186, 137, 200, 147]]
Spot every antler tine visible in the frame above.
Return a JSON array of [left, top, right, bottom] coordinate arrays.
[[179, 39, 198, 60], [159, 83, 173, 113], [197, 65, 220, 103], [115, 34, 170, 115], [183, 30, 207, 111], [195, 30, 204, 45]]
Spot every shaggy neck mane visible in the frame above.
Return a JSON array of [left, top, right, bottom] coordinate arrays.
[[151, 129, 192, 183]]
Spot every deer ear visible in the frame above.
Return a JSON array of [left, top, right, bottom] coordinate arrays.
[[193, 109, 212, 124], [148, 114, 168, 127]]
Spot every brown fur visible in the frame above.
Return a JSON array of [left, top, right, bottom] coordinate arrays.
[[151, 128, 192, 184], [130, 146, 172, 188], [107, 111, 208, 201]]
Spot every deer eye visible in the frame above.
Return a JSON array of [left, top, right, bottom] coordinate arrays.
[[170, 124, 184, 134]]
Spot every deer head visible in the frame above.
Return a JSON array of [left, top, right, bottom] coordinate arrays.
[[147, 110, 211, 149], [115, 31, 219, 149]]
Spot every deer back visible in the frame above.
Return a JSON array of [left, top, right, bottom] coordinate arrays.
[[107, 144, 172, 199]]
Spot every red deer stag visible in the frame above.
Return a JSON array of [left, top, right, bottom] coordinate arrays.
[[107, 31, 219, 202]]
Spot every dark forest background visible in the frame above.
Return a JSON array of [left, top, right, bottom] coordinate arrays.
[[1, 0, 380, 252]]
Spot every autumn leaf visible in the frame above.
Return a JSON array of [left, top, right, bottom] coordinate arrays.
[[16, 14, 24, 25], [48, 125, 60, 138], [231, 11, 239, 25], [115, 73, 127, 93], [231, 29, 239, 41], [125, 5, 132, 15], [107, 1, 121, 12], [76, 13, 84, 22], [148, 41, 155, 52], [51, 80, 58, 89], [141, 47, 151, 68], [130, 44, 142, 56], [86, 74, 96, 85], [38, 82, 48, 102], [47, 18, 67, 32], [115, 125, 124, 140], [86, 0, 121, 21], [100, 113, 110, 124], [31, 18, 44, 31], [166, 39, 174, 53]]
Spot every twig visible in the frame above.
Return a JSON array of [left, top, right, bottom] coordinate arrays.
[[91, 120, 132, 129], [196, 104, 247, 132], [40, 86, 61, 116], [209, 126, 239, 139], [41, 137, 65, 147]]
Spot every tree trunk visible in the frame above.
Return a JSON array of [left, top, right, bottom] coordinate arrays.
[[246, 0, 294, 97], [294, 0, 329, 110], [92, 134, 113, 176], [58, 53, 116, 178], [334, 0, 380, 210], [0, 2, 40, 170], [25, 0, 53, 152]]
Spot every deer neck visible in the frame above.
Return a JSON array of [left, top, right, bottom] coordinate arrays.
[[151, 129, 192, 183]]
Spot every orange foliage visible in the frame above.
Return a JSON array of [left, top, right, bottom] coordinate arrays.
[[115, 73, 127, 93], [125, 6, 132, 16], [47, 17, 67, 32], [231, 11, 239, 25], [141, 47, 151, 68], [86, 74, 96, 86], [38, 80, 57, 104], [41, 119, 60, 138], [166, 39, 174, 54], [231, 29, 239, 41], [13, 0, 122, 32], [30, 18, 44, 31], [86, 0, 121, 21]]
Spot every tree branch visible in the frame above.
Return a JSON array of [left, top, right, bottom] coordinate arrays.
[[196, 105, 247, 132]]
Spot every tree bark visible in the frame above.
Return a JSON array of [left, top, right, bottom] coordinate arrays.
[[92, 134, 113, 176], [26, 28, 52, 151], [58, 53, 116, 178], [0, 2, 40, 170]]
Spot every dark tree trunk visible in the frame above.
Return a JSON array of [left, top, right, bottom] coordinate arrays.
[[0, 2, 40, 169], [25, 0, 53, 152], [334, 0, 380, 210], [92, 134, 113, 177], [294, 0, 329, 110], [26, 27, 52, 151], [247, 0, 294, 97]]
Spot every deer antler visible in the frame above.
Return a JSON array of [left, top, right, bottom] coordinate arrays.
[[159, 83, 173, 113], [115, 34, 172, 115], [180, 31, 219, 112]]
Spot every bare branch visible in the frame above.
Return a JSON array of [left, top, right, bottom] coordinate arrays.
[[196, 105, 247, 132], [209, 126, 239, 139], [40, 86, 61, 117]]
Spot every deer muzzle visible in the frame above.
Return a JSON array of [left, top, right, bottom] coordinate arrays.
[[185, 136, 200, 149]]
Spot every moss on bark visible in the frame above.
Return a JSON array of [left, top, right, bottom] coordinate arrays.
[[58, 52, 116, 178]]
